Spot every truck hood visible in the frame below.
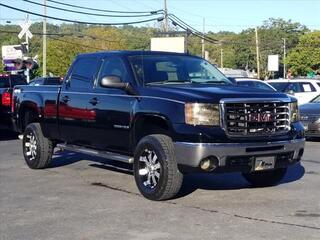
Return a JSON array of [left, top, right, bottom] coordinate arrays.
[[140, 84, 291, 103], [300, 103, 320, 115]]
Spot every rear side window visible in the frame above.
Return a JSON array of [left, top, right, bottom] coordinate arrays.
[[317, 83, 320, 88], [237, 81, 255, 87], [0, 77, 10, 88], [70, 57, 100, 89], [45, 78, 61, 85], [286, 83, 302, 93], [10, 75, 27, 86], [269, 82, 288, 92], [299, 82, 316, 92]]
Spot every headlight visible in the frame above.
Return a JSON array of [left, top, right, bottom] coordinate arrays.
[[185, 103, 220, 126], [289, 101, 299, 122]]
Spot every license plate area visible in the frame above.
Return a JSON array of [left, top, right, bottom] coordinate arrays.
[[254, 156, 275, 171]]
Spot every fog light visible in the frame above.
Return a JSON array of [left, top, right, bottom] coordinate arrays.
[[200, 157, 219, 171]]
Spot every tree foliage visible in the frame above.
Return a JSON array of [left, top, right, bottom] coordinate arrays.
[[286, 31, 320, 76]]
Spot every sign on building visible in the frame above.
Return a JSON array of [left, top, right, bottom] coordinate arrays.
[[268, 55, 279, 72], [151, 37, 186, 53]]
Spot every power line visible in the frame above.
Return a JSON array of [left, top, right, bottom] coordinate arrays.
[[46, 0, 161, 14], [0, 3, 164, 26], [23, 0, 162, 18]]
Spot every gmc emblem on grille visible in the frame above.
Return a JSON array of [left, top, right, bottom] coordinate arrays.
[[248, 113, 276, 122]]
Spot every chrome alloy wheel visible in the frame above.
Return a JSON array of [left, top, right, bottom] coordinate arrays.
[[24, 133, 37, 161], [138, 149, 161, 189]]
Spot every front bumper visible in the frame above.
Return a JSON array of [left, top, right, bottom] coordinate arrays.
[[304, 123, 320, 138], [174, 138, 305, 172]]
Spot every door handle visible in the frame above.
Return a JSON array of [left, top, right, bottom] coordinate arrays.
[[89, 97, 99, 105], [62, 96, 70, 103]]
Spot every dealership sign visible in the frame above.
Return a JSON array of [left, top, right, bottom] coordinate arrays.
[[268, 55, 279, 72], [2, 45, 24, 60]]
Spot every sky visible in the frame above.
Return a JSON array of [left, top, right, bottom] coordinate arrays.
[[0, 0, 319, 33]]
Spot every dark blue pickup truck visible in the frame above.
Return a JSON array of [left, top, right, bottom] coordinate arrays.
[[12, 51, 305, 200]]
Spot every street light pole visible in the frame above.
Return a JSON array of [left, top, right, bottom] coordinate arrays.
[[163, 0, 168, 32], [255, 27, 260, 79], [283, 38, 286, 79], [201, 18, 205, 58], [43, 0, 47, 77]]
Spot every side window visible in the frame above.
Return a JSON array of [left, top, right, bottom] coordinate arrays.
[[238, 81, 254, 87], [98, 57, 129, 83], [317, 83, 320, 88], [254, 81, 272, 91], [70, 57, 100, 89], [299, 82, 316, 92], [286, 83, 301, 93]]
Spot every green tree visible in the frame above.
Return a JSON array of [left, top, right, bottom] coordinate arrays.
[[286, 31, 320, 76]]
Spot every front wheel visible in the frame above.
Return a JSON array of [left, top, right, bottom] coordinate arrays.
[[242, 168, 287, 187], [133, 134, 183, 201]]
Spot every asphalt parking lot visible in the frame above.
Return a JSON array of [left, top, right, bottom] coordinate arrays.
[[0, 130, 319, 240]]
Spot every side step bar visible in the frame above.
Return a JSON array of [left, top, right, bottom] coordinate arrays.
[[56, 143, 134, 164]]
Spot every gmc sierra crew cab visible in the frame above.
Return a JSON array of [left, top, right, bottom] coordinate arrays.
[[12, 51, 305, 200]]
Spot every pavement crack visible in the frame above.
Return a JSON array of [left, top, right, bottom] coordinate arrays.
[[89, 181, 320, 231], [91, 182, 140, 196]]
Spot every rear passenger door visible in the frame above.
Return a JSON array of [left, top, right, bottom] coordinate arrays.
[[59, 56, 100, 145]]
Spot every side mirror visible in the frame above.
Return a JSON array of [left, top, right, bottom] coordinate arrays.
[[100, 75, 138, 95], [100, 75, 127, 89]]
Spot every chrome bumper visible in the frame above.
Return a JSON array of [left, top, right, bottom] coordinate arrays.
[[174, 138, 305, 167]]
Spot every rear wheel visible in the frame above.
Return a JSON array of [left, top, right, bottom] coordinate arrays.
[[133, 134, 183, 201], [242, 168, 287, 187], [23, 123, 53, 169]]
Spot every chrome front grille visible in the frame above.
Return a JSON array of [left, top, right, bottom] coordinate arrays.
[[223, 101, 291, 136]]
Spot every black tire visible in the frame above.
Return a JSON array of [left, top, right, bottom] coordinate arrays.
[[23, 123, 53, 169], [133, 134, 183, 201], [242, 168, 287, 187]]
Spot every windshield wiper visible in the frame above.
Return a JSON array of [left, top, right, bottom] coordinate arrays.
[[146, 80, 192, 85], [195, 80, 229, 85]]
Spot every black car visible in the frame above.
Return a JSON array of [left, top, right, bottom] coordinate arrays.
[[0, 74, 27, 130], [29, 77, 62, 86]]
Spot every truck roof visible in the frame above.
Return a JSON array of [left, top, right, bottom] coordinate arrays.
[[76, 50, 195, 59]]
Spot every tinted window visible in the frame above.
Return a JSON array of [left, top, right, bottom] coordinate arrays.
[[254, 81, 275, 91], [98, 57, 129, 83], [317, 83, 320, 88], [299, 82, 316, 92], [237, 81, 255, 87], [70, 57, 100, 89], [269, 82, 288, 91], [45, 77, 61, 85], [0, 77, 10, 88], [11, 75, 27, 86], [286, 83, 302, 93], [311, 95, 320, 103]]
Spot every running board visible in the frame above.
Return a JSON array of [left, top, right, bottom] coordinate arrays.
[[56, 143, 134, 164]]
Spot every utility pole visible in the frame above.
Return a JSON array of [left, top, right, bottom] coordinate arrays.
[[163, 0, 168, 32], [43, 0, 47, 77], [220, 49, 224, 68], [255, 27, 260, 79], [201, 18, 205, 58], [283, 38, 286, 79]]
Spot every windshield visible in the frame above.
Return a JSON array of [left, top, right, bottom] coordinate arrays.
[[128, 55, 232, 85], [268, 82, 288, 92], [311, 95, 320, 103]]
